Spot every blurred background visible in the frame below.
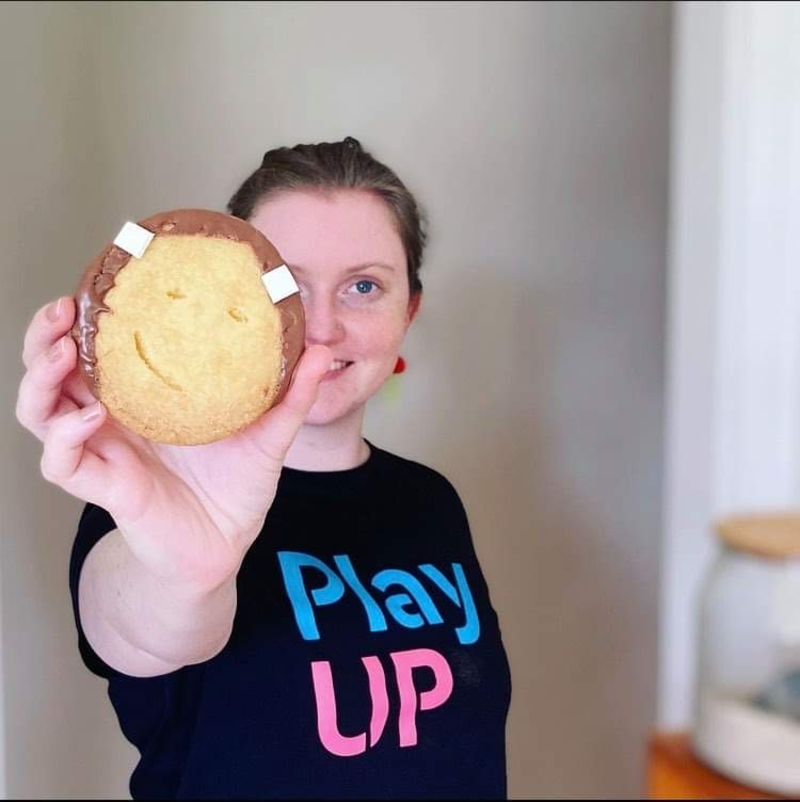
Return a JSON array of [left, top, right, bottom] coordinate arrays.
[[0, 0, 797, 798]]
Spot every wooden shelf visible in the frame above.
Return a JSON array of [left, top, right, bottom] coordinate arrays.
[[647, 732, 784, 799]]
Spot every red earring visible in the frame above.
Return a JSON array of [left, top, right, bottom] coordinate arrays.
[[393, 356, 406, 375]]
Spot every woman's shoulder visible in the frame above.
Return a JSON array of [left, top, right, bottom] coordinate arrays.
[[368, 443, 464, 503]]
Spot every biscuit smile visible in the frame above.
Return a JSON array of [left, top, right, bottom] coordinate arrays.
[[134, 331, 184, 392]]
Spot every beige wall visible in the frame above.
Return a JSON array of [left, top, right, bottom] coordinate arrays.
[[0, 2, 137, 798], [1, 1, 670, 797]]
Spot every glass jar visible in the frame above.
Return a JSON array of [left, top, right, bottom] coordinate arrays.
[[692, 513, 800, 796]]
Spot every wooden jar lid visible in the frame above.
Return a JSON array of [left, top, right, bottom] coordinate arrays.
[[715, 512, 800, 559]]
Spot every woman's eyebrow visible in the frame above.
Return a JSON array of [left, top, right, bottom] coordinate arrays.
[[289, 262, 398, 277]]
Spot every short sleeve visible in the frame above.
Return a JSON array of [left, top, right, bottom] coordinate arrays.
[[68, 503, 121, 679], [432, 473, 504, 630]]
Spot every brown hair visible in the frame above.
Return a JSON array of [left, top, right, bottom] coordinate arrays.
[[226, 137, 426, 295]]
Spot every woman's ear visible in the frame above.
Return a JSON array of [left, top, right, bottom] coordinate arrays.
[[407, 291, 422, 325]]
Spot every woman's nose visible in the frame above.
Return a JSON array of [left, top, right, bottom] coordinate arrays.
[[303, 295, 345, 346]]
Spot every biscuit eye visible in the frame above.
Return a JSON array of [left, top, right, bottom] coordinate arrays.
[[228, 308, 248, 323], [167, 290, 186, 299]]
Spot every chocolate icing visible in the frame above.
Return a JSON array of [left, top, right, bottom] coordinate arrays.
[[71, 209, 305, 410]]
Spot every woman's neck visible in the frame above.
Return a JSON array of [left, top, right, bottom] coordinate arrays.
[[283, 407, 370, 472]]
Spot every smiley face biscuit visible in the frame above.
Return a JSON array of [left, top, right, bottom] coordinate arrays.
[[71, 209, 304, 445]]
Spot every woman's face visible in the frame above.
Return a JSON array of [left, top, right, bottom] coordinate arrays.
[[250, 189, 420, 427]]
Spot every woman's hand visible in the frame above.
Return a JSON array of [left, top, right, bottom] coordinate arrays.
[[16, 295, 331, 595]]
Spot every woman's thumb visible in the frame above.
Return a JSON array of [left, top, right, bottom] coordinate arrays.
[[248, 345, 332, 463]]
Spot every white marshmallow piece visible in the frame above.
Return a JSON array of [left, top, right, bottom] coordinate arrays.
[[113, 221, 155, 259], [262, 264, 300, 303]]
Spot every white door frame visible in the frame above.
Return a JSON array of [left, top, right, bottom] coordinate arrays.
[[660, 0, 800, 728]]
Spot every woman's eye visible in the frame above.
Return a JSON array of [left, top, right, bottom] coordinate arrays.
[[353, 280, 377, 295]]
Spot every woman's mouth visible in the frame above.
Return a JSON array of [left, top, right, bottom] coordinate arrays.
[[322, 360, 354, 381]]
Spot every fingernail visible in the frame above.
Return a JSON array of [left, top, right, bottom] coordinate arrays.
[[46, 298, 64, 322], [82, 402, 102, 422], [48, 338, 66, 362]]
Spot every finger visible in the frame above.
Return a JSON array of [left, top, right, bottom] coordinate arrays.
[[63, 368, 98, 409], [23, 296, 75, 370], [40, 402, 113, 507], [83, 431, 156, 526], [16, 335, 81, 440], [248, 345, 332, 462]]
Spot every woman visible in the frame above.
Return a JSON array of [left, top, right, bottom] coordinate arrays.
[[16, 138, 511, 799]]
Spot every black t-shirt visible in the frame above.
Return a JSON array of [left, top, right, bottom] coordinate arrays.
[[69, 443, 512, 799]]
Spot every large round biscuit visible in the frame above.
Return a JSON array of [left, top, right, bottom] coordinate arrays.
[[71, 209, 304, 445]]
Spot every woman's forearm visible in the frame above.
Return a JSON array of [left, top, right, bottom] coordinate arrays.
[[77, 528, 237, 678]]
